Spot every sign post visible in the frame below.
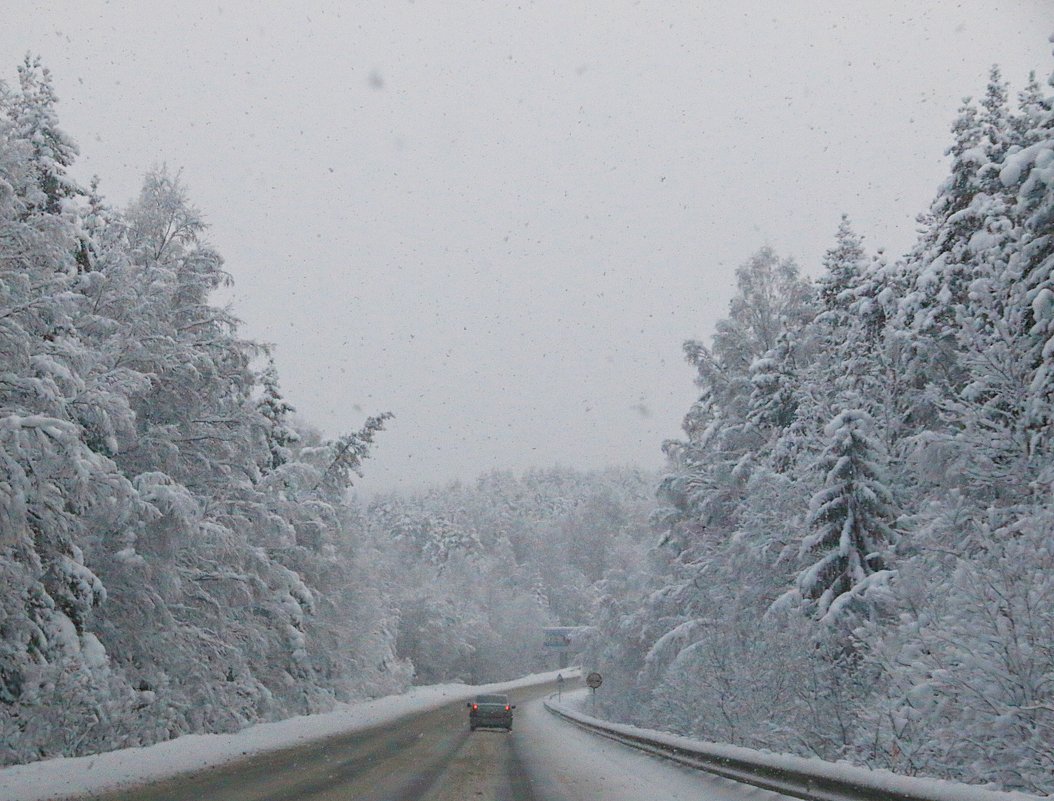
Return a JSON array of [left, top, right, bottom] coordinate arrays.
[[585, 671, 603, 716], [542, 627, 574, 670]]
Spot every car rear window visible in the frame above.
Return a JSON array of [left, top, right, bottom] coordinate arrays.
[[475, 694, 507, 704]]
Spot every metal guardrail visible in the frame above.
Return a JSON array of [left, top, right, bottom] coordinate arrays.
[[543, 700, 1045, 801]]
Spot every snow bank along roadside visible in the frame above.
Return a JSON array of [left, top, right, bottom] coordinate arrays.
[[0, 668, 579, 801], [544, 695, 1047, 801]]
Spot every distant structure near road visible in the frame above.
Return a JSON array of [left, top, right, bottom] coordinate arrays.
[[543, 627, 574, 648], [542, 626, 593, 669]]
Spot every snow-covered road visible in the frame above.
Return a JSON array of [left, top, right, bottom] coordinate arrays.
[[0, 675, 795, 801]]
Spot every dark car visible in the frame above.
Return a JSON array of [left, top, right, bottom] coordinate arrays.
[[467, 693, 515, 731]]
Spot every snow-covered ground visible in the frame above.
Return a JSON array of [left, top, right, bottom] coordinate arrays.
[[540, 691, 1047, 801], [0, 669, 576, 801]]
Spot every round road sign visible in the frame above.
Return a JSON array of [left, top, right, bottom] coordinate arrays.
[[586, 672, 603, 689]]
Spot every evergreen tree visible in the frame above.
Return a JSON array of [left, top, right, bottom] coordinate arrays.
[[998, 60, 1054, 458], [1010, 71, 1051, 147], [980, 65, 1011, 156], [790, 410, 897, 622], [814, 215, 877, 405], [256, 354, 299, 473], [9, 56, 81, 216], [746, 331, 800, 433], [818, 214, 866, 315]]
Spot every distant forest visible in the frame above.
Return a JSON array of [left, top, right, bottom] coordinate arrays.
[[2, 49, 1053, 796]]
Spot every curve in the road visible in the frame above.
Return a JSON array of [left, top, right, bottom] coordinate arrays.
[[86, 679, 791, 801]]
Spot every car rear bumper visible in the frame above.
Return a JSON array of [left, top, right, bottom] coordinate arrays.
[[469, 714, 513, 728]]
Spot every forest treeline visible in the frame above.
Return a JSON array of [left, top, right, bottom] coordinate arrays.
[[586, 62, 1054, 794], [0, 56, 656, 764]]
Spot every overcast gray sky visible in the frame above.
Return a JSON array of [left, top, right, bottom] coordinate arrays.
[[3, 2, 1050, 493]]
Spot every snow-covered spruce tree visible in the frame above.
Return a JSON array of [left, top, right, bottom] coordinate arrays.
[[746, 331, 800, 435], [810, 217, 907, 447], [1010, 71, 1049, 147], [8, 56, 82, 216], [897, 68, 1017, 428], [838, 250, 920, 465], [818, 214, 867, 317], [786, 410, 897, 623], [814, 215, 874, 400], [997, 58, 1054, 466], [255, 353, 299, 474]]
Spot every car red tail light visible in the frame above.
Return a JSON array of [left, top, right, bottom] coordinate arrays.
[[505, 705, 510, 711], [472, 704, 478, 711]]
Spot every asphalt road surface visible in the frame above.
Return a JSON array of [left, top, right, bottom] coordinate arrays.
[[85, 679, 790, 801]]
